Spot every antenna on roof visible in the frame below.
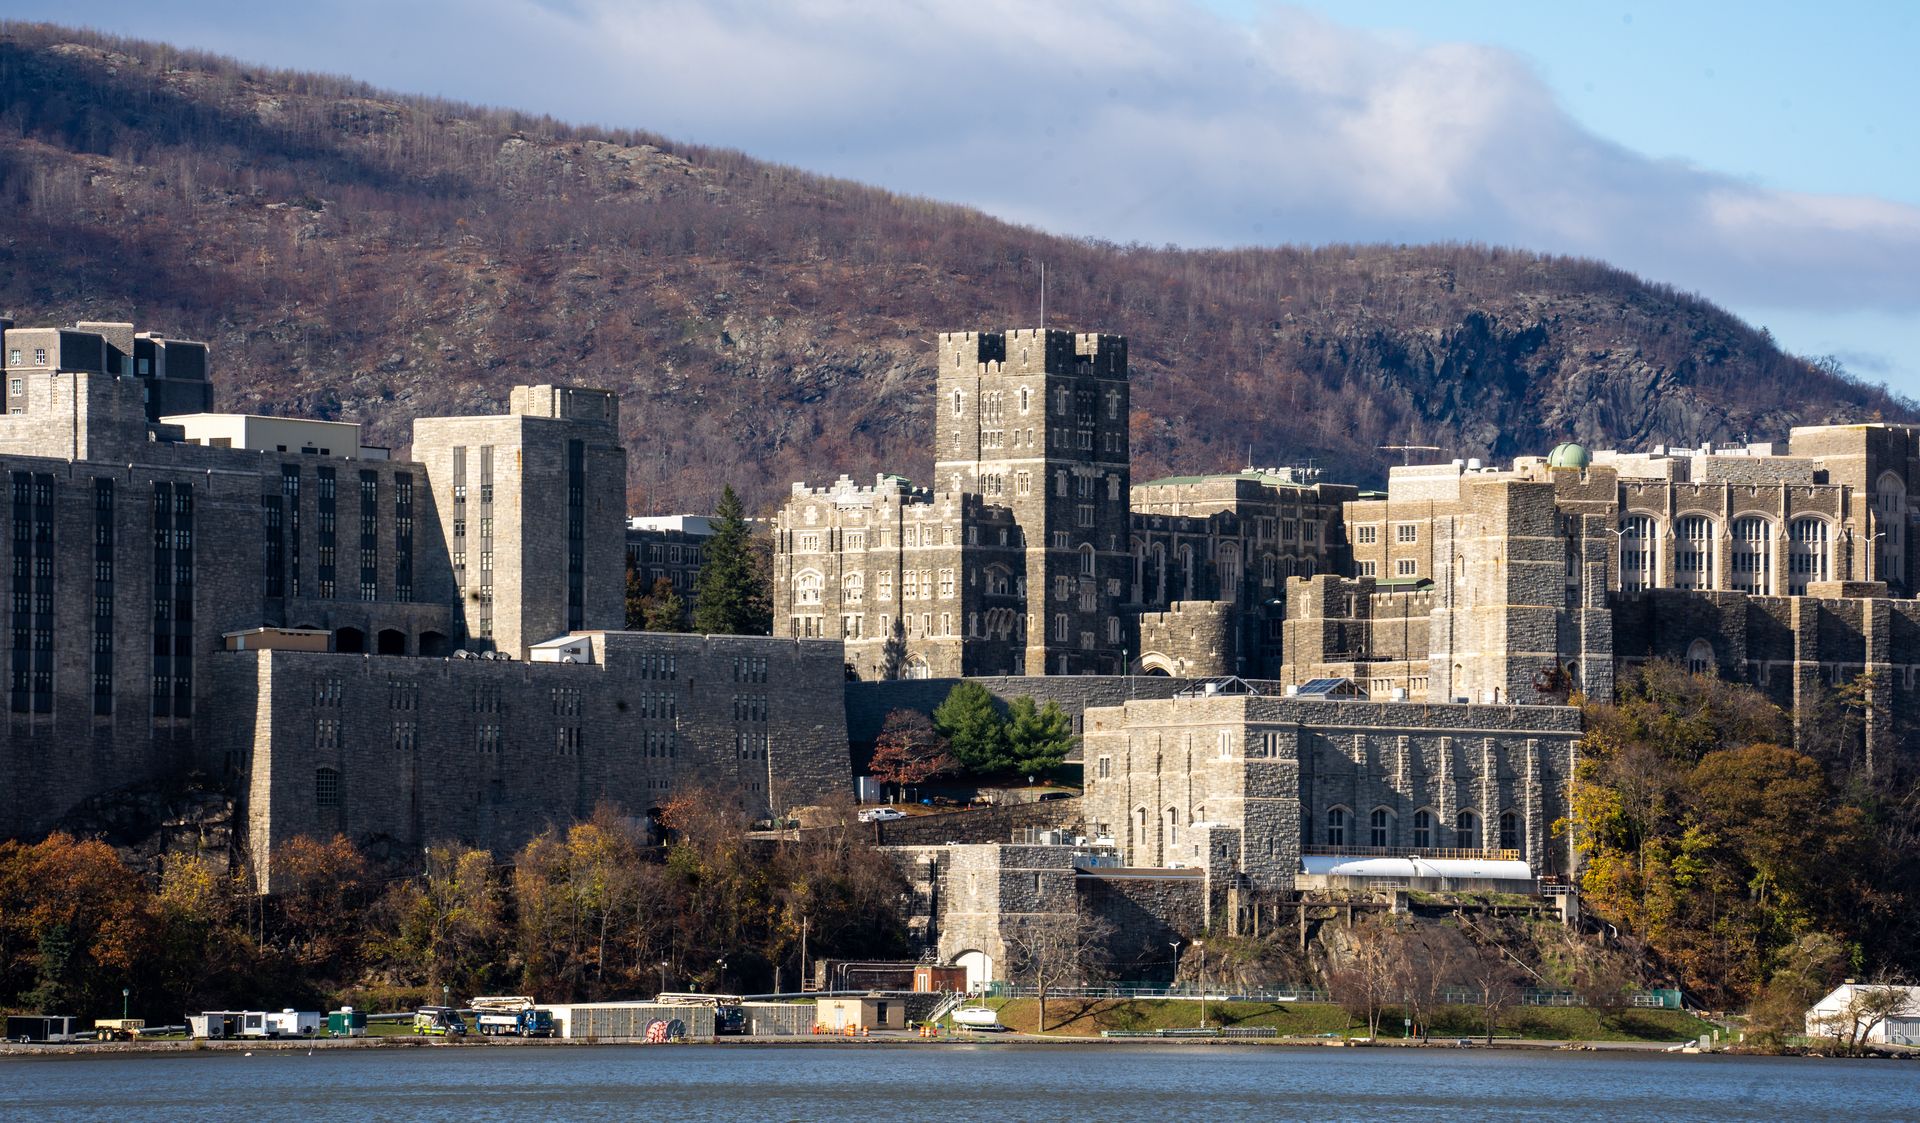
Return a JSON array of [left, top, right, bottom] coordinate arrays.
[[1379, 444, 1444, 466]]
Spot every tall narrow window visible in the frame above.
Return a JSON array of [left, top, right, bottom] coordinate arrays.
[[1788, 518, 1829, 594], [1730, 517, 1773, 595], [1620, 514, 1657, 592], [1674, 516, 1714, 590], [1369, 807, 1393, 848]]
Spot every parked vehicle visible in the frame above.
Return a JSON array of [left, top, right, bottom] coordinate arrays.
[[189, 1012, 244, 1039], [327, 1007, 368, 1037], [858, 807, 906, 822], [6, 1015, 79, 1044], [468, 996, 555, 1037], [657, 992, 747, 1035], [264, 1010, 321, 1037], [473, 1008, 554, 1037], [413, 1006, 468, 1036]]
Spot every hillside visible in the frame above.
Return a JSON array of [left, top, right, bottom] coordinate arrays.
[[0, 22, 1909, 513]]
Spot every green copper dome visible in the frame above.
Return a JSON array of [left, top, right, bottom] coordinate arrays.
[[1546, 442, 1590, 469]]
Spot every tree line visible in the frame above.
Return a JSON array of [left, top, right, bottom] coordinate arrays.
[[0, 794, 905, 1021], [1569, 661, 1920, 1022]]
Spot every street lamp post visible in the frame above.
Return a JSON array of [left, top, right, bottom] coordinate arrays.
[[658, 960, 670, 997], [715, 958, 727, 994], [121, 987, 130, 1021], [1168, 941, 1181, 990]]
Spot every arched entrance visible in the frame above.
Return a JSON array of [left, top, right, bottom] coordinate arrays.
[[334, 626, 365, 654], [953, 949, 994, 994], [418, 630, 451, 658], [1138, 651, 1177, 677], [376, 628, 406, 656]]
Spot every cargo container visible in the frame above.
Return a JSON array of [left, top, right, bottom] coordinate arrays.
[[190, 1012, 245, 1039]]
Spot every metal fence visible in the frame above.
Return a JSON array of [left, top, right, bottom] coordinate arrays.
[[986, 982, 1679, 1009]]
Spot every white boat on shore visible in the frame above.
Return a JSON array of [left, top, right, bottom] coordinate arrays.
[[952, 1006, 1004, 1030]]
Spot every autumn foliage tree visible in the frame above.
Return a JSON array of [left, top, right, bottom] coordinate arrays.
[[1570, 661, 1898, 1006], [867, 710, 956, 800]]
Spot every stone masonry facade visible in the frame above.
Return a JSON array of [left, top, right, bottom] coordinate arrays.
[[213, 632, 849, 891], [0, 321, 850, 888]]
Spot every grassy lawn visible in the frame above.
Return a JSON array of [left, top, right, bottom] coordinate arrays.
[[986, 998, 1713, 1043]]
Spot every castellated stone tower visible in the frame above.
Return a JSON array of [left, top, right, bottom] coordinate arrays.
[[935, 329, 1130, 674]]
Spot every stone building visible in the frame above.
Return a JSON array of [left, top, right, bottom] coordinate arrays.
[[624, 515, 714, 623], [777, 329, 1131, 677], [1079, 686, 1583, 925], [1129, 468, 1354, 676], [413, 384, 628, 658], [890, 839, 1204, 991], [213, 630, 851, 890], [0, 321, 838, 872], [1288, 430, 1920, 732], [775, 330, 1353, 681]]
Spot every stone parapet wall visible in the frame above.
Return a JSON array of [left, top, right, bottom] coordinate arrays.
[[216, 632, 851, 890]]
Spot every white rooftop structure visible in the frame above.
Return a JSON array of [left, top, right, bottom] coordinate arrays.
[[626, 514, 718, 535], [162, 413, 387, 459]]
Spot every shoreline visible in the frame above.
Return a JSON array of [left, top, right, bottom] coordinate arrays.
[[4, 1033, 1907, 1061]]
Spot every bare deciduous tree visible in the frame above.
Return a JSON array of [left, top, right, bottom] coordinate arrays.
[[1004, 911, 1113, 1033]]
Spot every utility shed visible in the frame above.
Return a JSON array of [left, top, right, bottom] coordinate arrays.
[[815, 995, 905, 1031]]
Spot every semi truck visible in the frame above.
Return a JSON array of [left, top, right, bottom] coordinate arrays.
[[468, 995, 555, 1037]]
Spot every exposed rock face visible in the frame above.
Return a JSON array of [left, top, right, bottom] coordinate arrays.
[[54, 773, 235, 877]]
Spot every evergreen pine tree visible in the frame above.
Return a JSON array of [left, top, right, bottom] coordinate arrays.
[[1004, 697, 1076, 775], [933, 681, 1009, 774], [691, 485, 771, 636]]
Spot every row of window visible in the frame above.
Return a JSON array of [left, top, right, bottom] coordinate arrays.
[[1620, 514, 1834, 595], [1323, 806, 1520, 850]]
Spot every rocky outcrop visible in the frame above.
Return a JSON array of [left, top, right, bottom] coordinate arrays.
[[54, 773, 236, 876]]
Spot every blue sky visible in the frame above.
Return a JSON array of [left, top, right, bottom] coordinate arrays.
[[12, 1, 1919, 393]]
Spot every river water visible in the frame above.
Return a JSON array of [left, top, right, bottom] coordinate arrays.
[[0, 1043, 1913, 1121]]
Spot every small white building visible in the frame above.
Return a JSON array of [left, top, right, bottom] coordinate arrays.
[[1805, 984, 1920, 1045]]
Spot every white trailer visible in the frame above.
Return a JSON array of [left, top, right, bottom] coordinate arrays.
[[264, 1009, 322, 1037]]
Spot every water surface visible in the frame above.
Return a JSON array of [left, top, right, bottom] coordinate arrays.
[[0, 1043, 1913, 1122]]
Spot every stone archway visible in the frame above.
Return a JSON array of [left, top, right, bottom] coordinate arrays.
[[1138, 651, 1177, 676], [334, 626, 366, 654], [376, 628, 406, 656], [953, 949, 995, 993]]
